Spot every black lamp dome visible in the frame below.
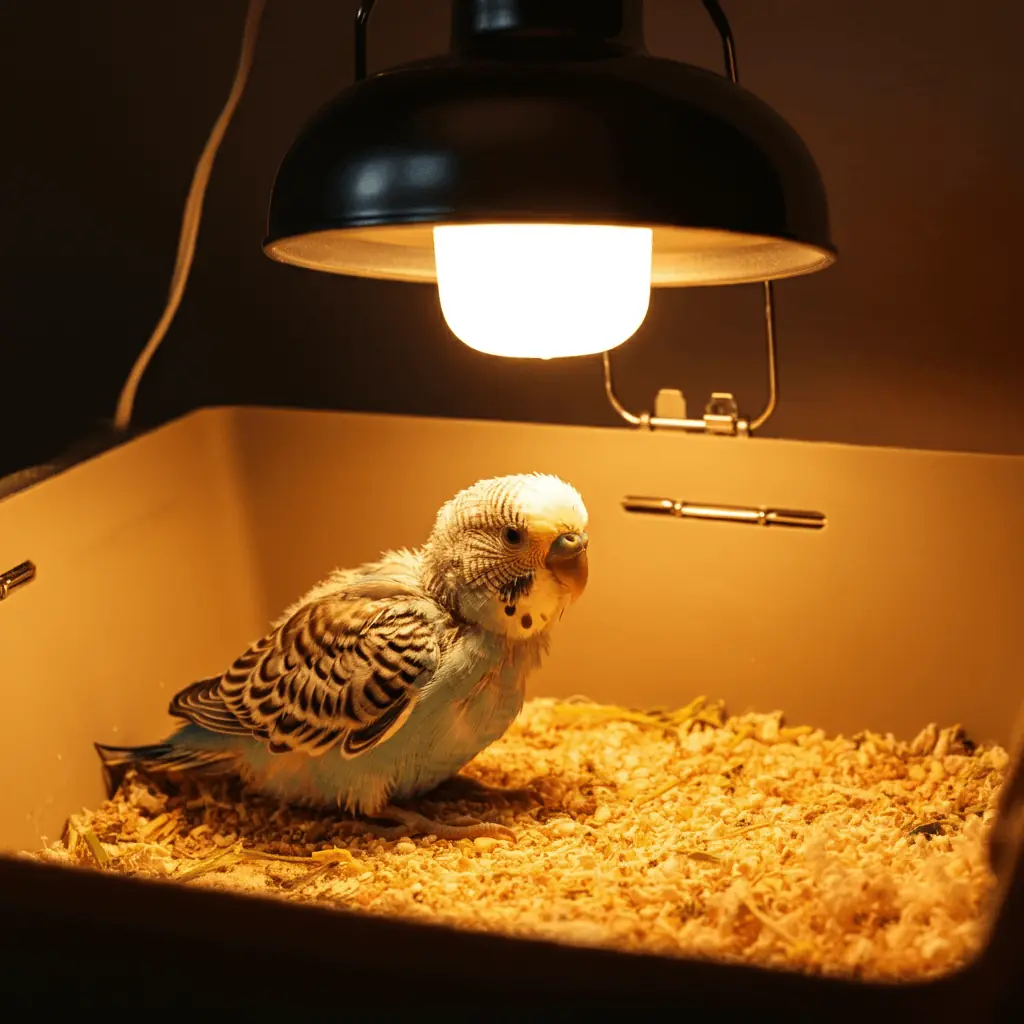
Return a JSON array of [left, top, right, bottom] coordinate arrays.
[[263, 0, 836, 288]]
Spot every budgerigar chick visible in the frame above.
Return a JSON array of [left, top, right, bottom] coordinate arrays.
[[96, 473, 589, 841]]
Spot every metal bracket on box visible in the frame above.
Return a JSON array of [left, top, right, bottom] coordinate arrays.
[[623, 497, 826, 530], [602, 278, 777, 441], [0, 560, 36, 601]]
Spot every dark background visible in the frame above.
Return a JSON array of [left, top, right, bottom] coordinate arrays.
[[2, 0, 1022, 481]]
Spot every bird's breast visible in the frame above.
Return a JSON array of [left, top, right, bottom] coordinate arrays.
[[401, 633, 531, 770]]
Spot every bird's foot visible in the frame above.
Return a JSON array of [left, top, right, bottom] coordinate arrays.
[[369, 804, 517, 843], [429, 774, 539, 806]]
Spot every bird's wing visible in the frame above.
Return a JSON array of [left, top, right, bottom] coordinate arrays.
[[169, 594, 442, 759]]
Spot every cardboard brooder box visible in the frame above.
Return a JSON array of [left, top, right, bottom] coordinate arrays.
[[1, 406, 1021, 1013]]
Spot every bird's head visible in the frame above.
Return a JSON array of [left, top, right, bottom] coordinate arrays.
[[423, 473, 589, 641]]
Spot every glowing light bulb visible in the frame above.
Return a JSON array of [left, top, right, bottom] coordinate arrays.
[[432, 224, 653, 359]]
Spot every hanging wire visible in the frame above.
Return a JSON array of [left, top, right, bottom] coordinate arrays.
[[113, 0, 267, 433]]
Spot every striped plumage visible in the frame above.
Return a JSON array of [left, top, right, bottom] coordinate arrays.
[[96, 474, 589, 839]]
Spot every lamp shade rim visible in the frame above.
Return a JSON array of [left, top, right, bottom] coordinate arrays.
[[263, 221, 837, 288]]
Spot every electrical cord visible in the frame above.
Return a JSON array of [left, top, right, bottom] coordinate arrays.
[[113, 0, 267, 433]]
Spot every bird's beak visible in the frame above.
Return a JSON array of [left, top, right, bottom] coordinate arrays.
[[546, 531, 589, 601]]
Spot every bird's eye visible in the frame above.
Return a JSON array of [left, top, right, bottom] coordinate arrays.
[[503, 526, 524, 546]]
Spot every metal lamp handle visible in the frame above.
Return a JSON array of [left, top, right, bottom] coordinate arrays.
[[355, 0, 379, 81], [604, 0, 779, 437]]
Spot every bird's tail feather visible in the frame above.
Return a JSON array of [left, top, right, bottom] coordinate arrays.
[[94, 741, 238, 798]]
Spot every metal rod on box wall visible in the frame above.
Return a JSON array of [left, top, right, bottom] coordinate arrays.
[[0, 560, 36, 600], [623, 497, 826, 530]]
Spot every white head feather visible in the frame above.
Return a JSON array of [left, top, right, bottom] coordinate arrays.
[[423, 473, 589, 640]]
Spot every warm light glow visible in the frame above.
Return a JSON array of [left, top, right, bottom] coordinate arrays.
[[433, 224, 653, 359]]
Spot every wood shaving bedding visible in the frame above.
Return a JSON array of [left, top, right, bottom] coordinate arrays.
[[28, 697, 1009, 981]]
